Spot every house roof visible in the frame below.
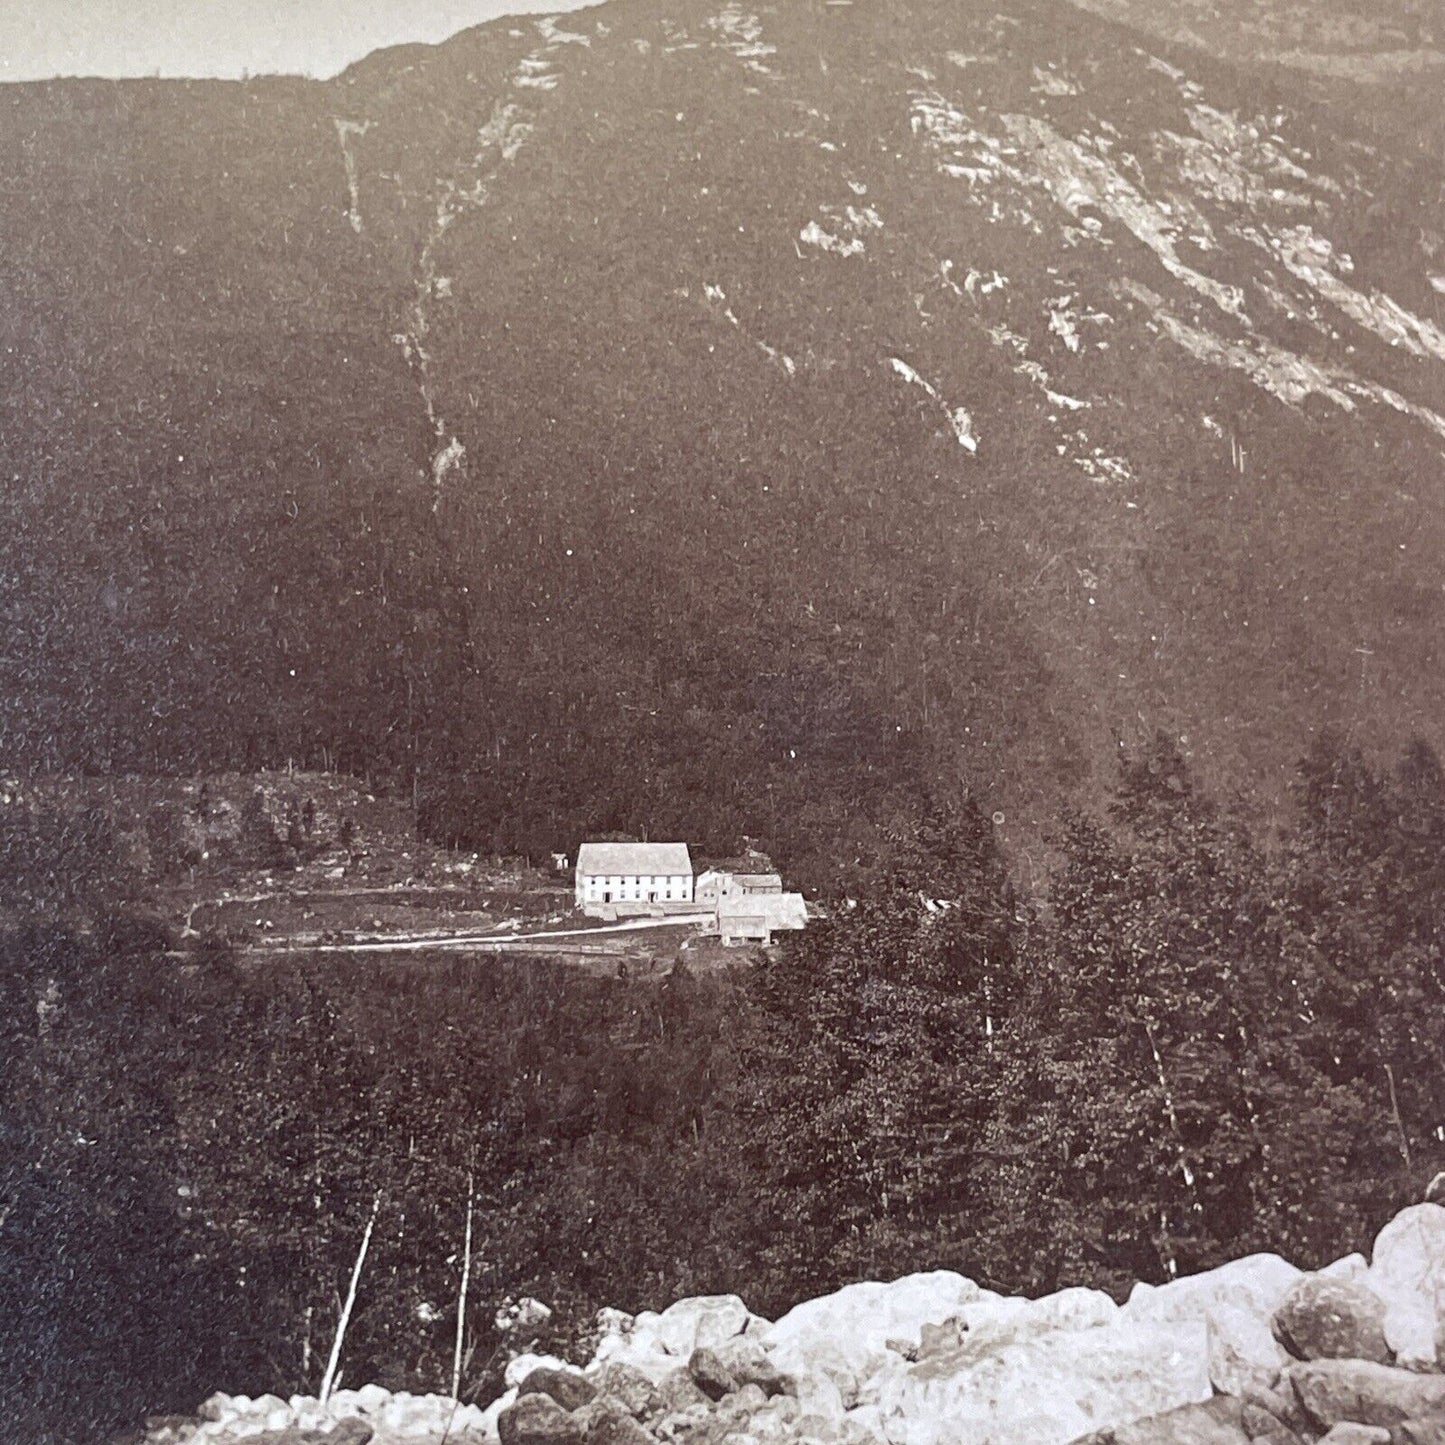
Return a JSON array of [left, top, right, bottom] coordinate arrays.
[[576, 841, 693, 876], [719, 892, 809, 930]]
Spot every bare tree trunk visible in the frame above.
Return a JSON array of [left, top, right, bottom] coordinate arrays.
[[1143, 1015, 1197, 1197], [452, 1172, 476, 1401], [321, 1192, 382, 1405], [1385, 1062, 1413, 1170]]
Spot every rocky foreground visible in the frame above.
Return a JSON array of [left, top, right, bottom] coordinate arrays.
[[146, 1196, 1445, 1445]]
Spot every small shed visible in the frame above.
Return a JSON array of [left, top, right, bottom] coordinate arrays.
[[696, 868, 784, 902]]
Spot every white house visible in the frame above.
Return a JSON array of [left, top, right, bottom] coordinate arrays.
[[575, 841, 694, 918]]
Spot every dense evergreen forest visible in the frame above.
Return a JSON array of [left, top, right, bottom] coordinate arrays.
[[3, 733, 1442, 1443]]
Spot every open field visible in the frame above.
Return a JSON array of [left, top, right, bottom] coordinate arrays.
[[9, 770, 768, 970]]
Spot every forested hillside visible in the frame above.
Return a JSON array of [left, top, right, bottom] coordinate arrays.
[[3, 0, 1444, 879], [4, 735, 1442, 1440]]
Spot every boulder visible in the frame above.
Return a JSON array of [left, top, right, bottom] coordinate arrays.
[[655, 1367, 711, 1414], [1209, 1305, 1291, 1397], [1366, 1206, 1445, 1370], [652, 1297, 761, 1357], [653, 1403, 711, 1441], [1073, 1395, 1249, 1445], [1395, 1421, 1445, 1445], [1286, 1360, 1445, 1432], [1320, 1257, 1372, 1285], [375, 1392, 477, 1438], [1125, 1257, 1303, 1328], [508, 1357, 574, 1390], [590, 1363, 662, 1420], [789, 1370, 848, 1424], [597, 1309, 636, 1339], [1316, 1427, 1390, 1445], [519, 1369, 598, 1413], [583, 1398, 656, 1445], [1425, 1176, 1445, 1209], [1239, 1403, 1306, 1445], [188, 1423, 374, 1445], [199, 1394, 236, 1423], [715, 1337, 790, 1397], [689, 1347, 740, 1401], [593, 1298, 765, 1383], [719, 1384, 770, 1416], [244, 1426, 374, 1445], [877, 1318, 1213, 1445], [766, 1272, 995, 1405], [751, 1396, 802, 1435], [1241, 1380, 1311, 1438], [1273, 1277, 1391, 1364], [498, 1392, 587, 1445], [480, 1389, 520, 1443], [143, 1416, 199, 1445], [324, 1387, 381, 1420], [1123, 1257, 1299, 1395], [793, 1411, 849, 1444], [935, 1289, 1119, 1369], [1121, 1265, 1306, 1340]]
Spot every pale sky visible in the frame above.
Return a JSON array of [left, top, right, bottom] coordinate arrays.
[[0, 0, 594, 83]]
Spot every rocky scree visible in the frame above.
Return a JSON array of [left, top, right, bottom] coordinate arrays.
[[143, 1185, 1445, 1445]]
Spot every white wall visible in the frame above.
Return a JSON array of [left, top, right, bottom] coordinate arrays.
[[575, 873, 694, 906]]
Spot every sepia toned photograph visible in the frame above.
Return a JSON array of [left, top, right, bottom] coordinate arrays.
[[3, 0, 1444, 1442]]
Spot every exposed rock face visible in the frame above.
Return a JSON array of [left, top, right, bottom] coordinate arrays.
[[1365, 1205, 1445, 1369], [1272, 1278, 1391, 1364]]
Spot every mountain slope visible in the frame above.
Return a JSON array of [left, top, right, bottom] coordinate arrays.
[[2, 0, 1443, 876]]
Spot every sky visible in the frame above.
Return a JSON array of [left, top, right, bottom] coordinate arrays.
[[0, 0, 593, 83]]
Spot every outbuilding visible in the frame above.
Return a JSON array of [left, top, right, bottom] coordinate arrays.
[[718, 891, 809, 946]]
